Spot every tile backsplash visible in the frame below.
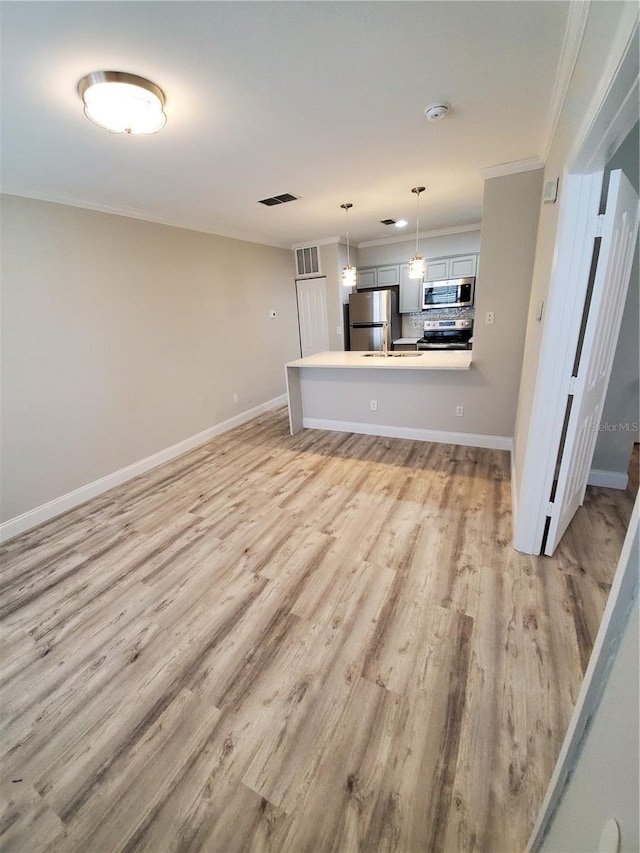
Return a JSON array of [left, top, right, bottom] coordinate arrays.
[[401, 307, 475, 338]]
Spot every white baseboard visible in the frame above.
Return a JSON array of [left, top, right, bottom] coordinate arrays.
[[302, 417, 513, 451], [0, 394, 287, 544], [587, 468, 629, 490]]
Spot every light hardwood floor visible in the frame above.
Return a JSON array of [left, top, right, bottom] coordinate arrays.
[[0, 409, 634, 853]]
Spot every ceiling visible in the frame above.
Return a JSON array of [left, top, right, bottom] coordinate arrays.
[[0, 1, 571, 248]]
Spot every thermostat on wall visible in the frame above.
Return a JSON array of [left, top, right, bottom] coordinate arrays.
[[543, 178, 559, 204]]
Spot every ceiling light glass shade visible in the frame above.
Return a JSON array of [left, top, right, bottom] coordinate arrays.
[[395, 220, 408, 228], [408, 255, 425, 279], [342, 265, 357, 287], [78, 71, 166, 134]]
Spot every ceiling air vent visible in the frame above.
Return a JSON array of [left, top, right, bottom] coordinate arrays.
[[295, 245, 321, 277], [380, 218, 397, 225], [258, 192, 299, 206]]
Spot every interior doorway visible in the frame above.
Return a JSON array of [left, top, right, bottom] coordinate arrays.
[[543, 169, 638, 555], [514, 125, 639, 554], [525, 15, 639, 851]]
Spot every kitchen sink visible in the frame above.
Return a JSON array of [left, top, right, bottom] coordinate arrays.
[[361, 352, 423, 358]]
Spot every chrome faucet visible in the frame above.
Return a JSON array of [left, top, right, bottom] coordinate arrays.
[[381, 320, 390, 356]]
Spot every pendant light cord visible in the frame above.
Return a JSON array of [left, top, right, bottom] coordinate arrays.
[[341, 203, 353, 267], [412, 187, 425, 256], [346, 208, 350, 268]]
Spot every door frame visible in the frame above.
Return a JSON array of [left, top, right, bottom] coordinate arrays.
[[524, 10, 639, 850], [513, 15, 639, 554]]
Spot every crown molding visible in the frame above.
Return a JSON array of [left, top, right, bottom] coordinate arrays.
[[540, 0, 590, 163], [0, 188, 292, 250], [356, 223, 482, 249], [291, 236, 341, 249], [478, 157, 544, 181]]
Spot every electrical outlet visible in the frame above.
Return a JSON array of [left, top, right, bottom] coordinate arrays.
[[456, 405, 464, 417], [269, 310, 277, 319], [233, 393, 239, 404], [485, 311, 495, 325], [337, 325, 342, 335], [370, 400, 378, 412]]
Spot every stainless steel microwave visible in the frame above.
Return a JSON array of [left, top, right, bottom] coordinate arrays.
[[422, 277, 475, 310]]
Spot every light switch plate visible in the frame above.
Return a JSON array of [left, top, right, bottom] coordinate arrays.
[[543, 178, 559, 204]]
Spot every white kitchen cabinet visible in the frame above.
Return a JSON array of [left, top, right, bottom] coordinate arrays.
[[424, 254, 478, 281], [377, 264, 400, 286], [450, 254, 477, 278], [399, 264, 423, 313], [356, 268, 378, 289], [424, 258, 449, 281]]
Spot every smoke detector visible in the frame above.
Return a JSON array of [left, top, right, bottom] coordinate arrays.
[[424, 102, 450, 122]]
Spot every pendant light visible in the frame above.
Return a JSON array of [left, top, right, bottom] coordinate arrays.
[[341, 203, 357, 287], [408, 186, 426, 279], [78, 71, 167, 134]]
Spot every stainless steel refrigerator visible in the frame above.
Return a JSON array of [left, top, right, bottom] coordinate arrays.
[[348, 288, 400, 351]]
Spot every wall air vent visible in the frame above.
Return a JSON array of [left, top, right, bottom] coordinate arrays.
[[258, 193, 299, 206], [380, 219, 397, 225], [294, 245, 321, 277]]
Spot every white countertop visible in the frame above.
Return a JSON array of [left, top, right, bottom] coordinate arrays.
[[393, 337, 420, 345], [287, 350, 472, 370]]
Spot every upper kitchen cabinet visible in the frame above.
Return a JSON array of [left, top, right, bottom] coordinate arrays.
[[377, 264, 400, 286], [424, 258, 448, 281], [450, 254, 477, 278], [425, 254, 477, 281], [356, 268, 377, 290], [399, 265, 422, 313]]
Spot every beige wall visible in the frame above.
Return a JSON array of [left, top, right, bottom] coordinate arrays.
[[0, 195, 299, 521], [474, 169, 542, 428], [512, 2, 637, 493], [301, 170, 541, 438]]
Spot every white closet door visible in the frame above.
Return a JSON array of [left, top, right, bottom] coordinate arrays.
[[545, 170, 639, 555], [296, 277, 330, 357]]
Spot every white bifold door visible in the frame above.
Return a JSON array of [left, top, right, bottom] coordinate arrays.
[[545, 169, 639, 555], [295, 277, 330, 357]]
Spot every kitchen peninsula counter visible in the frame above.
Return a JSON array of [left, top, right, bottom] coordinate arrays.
[[287, 350, 472, 371], [286, 350, 473, 435]]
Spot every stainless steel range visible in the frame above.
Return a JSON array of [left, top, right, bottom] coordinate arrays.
[[417, 317, 473, 350]]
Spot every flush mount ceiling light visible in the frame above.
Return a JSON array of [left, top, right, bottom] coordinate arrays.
[[77, 71, 167, 134], [407, 187, 426, 279], [395, 219, 408, 228], [341, 203, 357, 288]]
